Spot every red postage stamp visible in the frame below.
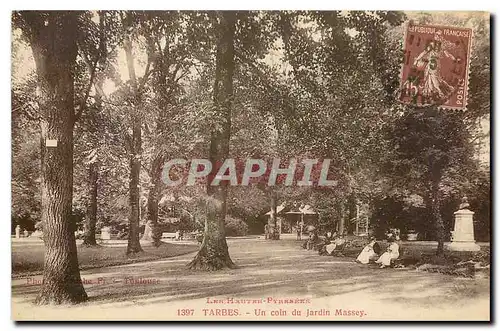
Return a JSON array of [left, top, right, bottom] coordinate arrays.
[[398, 24, 473, 110]]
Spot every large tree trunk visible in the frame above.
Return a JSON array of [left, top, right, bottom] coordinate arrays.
[[123, 13, 143, 255], [430, 179, 445, 256], [82, 162, 98, 246], [20, 12, 87, 304], [267, 190, 280, 240], [188, 11, 236, 270]]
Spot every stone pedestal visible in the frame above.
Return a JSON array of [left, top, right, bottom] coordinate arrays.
[[447, 208, 480, 252], [101, 227, 111, 240]]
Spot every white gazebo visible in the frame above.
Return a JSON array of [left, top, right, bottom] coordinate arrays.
[[285, 205, 318, 234]]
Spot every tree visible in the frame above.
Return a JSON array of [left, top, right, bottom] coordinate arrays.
[[119, 11, 155, 255], [383, 12, 490, 255], [188, 11, 237, 270], [76, 11, 108, 247], [13, 11, 87, 304], [138, 12, 198, 246], [12, 74, 41, 228], [388, 108, 475, 255], [270, 11, 406, 234]]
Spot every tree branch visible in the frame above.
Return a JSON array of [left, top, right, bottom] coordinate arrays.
[[74, 44, 99, 123], [138, 57, 153, 94]]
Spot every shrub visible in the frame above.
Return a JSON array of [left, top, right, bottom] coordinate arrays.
[[225, 216, 249, 237]]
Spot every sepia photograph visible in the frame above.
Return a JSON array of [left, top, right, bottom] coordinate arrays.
[[10, 9, 490, 321]]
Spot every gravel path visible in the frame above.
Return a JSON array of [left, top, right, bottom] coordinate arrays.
[[12, 237, 490, 321]]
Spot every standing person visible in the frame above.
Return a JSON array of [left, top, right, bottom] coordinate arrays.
[[376, 237, 399, 268], [296, 221, 303, 240], [264, 224, 269, 240]]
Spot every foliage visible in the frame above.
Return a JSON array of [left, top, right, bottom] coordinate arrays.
[[225, 216, 249, 237]]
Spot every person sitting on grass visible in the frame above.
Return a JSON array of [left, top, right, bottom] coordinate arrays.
[[325, 231, 336, 242], [324, 235, 346, 256], [356, 237, 380, 264], [375, 236, 399, 268], [317, 231, 336, 255]]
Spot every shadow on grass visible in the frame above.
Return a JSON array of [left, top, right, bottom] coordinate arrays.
[[12, 239, 490, 310], [12, 241, 199, 277]]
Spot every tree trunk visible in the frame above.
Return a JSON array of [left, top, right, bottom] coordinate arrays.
[[143, 154, 165, 246], [123, 14, 143, 255], [267, 190, 280, 240], [338, 199, 345, 235], [188, 11, 236, 270], [82, 162, 98, 246], [144, 32, 184, 247], [143, 36, 171, 247], [20, 12, 87, 304], [81, 31, 105, 247], [127, 123, 143, 255], [144, 49, 176, 247], [431, 179, 445, 256]]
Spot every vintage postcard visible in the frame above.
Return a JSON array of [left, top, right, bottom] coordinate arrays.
[[11, 10, 490, 321]]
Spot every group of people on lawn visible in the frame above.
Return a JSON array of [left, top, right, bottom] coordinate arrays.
[[301, 227, 400, 269]]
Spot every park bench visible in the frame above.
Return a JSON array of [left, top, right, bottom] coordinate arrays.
[[97, 233, 118, 241]]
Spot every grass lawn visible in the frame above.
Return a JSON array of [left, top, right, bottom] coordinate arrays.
[[341, 238, 490, 258], [312, 236, 490, 276], [12, 241, 199, 277]]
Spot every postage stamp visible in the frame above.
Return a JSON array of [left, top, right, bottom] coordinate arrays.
[[398, 24, 473, 110]]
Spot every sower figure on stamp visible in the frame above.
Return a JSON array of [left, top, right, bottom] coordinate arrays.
[[413, 40, 458, 103]]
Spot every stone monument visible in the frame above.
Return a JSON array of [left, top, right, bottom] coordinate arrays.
[[15, 225, 21, 239], [447, 197, 480, 252], [101, 227, 111, 240]]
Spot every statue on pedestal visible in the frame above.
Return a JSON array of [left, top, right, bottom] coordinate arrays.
[[459, 196, 470, 210], [447, 196, 480, 252]]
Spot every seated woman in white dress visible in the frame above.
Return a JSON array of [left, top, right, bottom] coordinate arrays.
[[375, 237, 399, 268], [356, 237, 379, 264]]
